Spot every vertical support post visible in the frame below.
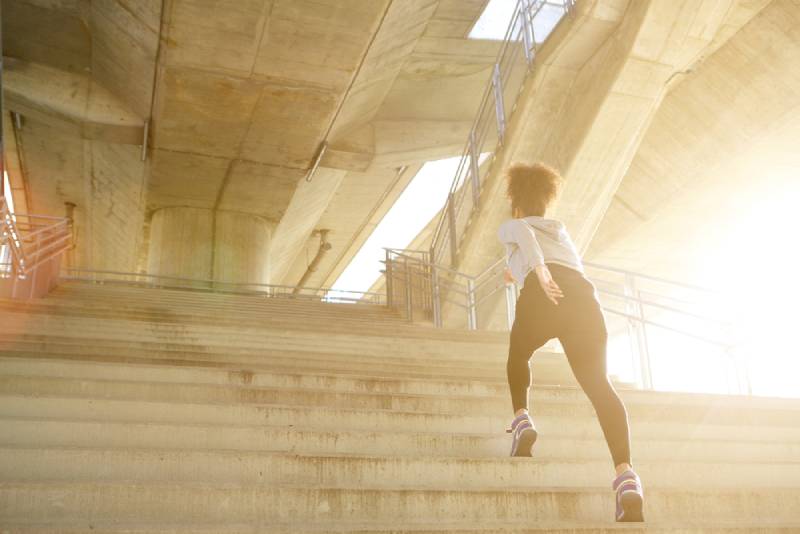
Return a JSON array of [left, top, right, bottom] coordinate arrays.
[[469, 131, 481, 208], [624, 274, 653, 390], [520, 0, 535, 65], [492, 63, 506, 143], [505, 282, 518, 330], [385, 249, 393, 308], [446, 193, 458, 267], [567, 0, 577, 14], [431, 266, 442, 328], [466, 278, 477, 330], [404, 258, 413, 323]]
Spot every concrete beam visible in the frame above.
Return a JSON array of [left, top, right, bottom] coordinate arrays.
[[455, 0, 742, 281], [268, 168, 347, 285], [327, 0, 440, 142], [588, 0, 800, 275], [3, 58, 145, 145]]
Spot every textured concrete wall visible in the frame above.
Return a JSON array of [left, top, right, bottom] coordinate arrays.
[[147, 207, 273, 284]]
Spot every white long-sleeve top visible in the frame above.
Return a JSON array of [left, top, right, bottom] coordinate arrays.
[[497, 216, 584, 287]]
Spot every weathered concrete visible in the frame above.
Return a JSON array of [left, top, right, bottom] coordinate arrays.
[[445, 0, 782, 327], [587, 0, 800, 279], [147, 207, 274, 284], [1, 282, 800, 529]]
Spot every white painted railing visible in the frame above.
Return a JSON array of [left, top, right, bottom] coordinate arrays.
[[0, 198, 72, 299]]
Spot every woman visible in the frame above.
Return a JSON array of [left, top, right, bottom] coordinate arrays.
[[497, 162, 644, 522]]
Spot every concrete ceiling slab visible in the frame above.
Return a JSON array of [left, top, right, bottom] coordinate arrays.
[[151, 66, 262, 157], [90, 0, 160, 117], [146, 149, 229, 210], [165, 0, 272, 75], [252, 0, 389, 91], [424, 0, 487, 38], [239, 83, 337, 168], [216, 161, 305, 220], [1, 0, 90, 73]]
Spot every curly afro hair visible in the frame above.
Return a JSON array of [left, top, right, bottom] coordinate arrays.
[[505, 162, 562, 217]]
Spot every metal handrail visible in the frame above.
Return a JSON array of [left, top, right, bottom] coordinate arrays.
[[595, 286, 727, 325], [430, 0, 576, 267], [1, 199, 73, 299], [584, 261, 721, 294], [62, 267, 386, 305], [382, 246, 744, 391]]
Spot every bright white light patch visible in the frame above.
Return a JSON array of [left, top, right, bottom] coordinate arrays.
[[469, 0, 517, 40], [1, 171, 14, 272], [2, 171, 14, 214], [469, 0, 567, 42], [329, 154, 489, 299]]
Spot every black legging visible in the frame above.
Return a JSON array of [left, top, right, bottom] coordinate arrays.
[[507, 263, 632, 467]]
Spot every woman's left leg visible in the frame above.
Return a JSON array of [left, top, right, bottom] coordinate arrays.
[[558, 329, 631, 467], [557, 291, 643, 522]]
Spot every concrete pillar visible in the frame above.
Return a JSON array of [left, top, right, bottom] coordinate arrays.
[[147, 207, 273, 285]]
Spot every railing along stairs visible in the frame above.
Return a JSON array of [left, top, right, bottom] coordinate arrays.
[[430, 0, 576, 269], [382, 248, 745, 394], [0, 198, 72, 299]]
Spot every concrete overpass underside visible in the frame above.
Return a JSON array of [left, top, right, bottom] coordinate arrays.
[[2, 0, 799, 299]]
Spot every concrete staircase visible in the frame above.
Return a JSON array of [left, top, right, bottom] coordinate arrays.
[[1, 282, 799, 532]]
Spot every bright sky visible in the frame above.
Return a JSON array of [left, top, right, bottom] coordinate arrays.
[[0, 171, 14, 270], [469, 0, 566, 42], [3, 171, 14, 213], [330, 155, 488, 299]]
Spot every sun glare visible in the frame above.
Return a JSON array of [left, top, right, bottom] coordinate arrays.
[[699, 178, 800, 398]]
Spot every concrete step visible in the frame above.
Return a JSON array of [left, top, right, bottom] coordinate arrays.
[[0, 332, 507, 366], [2, 483, 798, 524], [3, 395, 800, 442], [0, 316, 510, 362], [6, 356, 797, 412], [5, 291, 502, 343], [2, 447, 798, 489], [4, 418, 799, 462], [0, 300, 408, 331], [0, 356, 513, 396], [1, 373, 798, 427], [6, 523, 800, 534], [0, 344, 532, 383]]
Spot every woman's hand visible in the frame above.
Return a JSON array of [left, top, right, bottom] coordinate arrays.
[[534, 264, 564, 305], [504, 267, 515, 285]]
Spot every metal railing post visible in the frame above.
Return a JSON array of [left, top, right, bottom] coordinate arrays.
[[404, 258, 413, 323], [469, 131, 481, 209], [385, 249, 394, 308], [505, 281, 518, 329], [431, 266, 442, 328], [492, 63, 507, 143], [521, 0, 535, 65], [446, 193, 458, 267], [466, 279, 478, 330], [624, 273, 653, 390]]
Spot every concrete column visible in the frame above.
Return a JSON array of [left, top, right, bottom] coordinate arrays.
[[147, 207, 273, 285], [213, 211, 273, 285]]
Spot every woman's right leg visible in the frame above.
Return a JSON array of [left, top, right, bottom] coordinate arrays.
[[507, 282, 553, 413], [507, 326, 549, 413], [506, 283, 552, 456]]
